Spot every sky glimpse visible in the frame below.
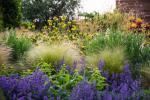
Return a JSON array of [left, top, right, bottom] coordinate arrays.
[[80, 0, 116, 13]]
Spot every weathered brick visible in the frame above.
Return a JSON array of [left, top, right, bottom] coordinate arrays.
[[116, 0, 150, 23]]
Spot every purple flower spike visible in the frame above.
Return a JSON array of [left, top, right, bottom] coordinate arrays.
[[70, 81, 97, 100], [98, 60, 105, 71]]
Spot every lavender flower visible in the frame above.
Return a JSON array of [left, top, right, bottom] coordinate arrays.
[[98, 62, 141, 100], [0, 68, 51, 100], [70, 81, 97, 100]]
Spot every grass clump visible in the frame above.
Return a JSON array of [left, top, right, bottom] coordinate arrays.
[[85, 30, 150, 65], [86, 47, 126, 73], [5, 30, 32, 61], [25, 42, 82, 67]]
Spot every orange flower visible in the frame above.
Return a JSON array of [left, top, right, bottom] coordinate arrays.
[[130, 23, 137, 28]]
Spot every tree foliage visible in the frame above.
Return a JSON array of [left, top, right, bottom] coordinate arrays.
[[1, 0, 22, 27], [22, 0, 81, 21]]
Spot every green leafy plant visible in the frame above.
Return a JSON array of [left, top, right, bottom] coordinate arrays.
[[89, 68, 106, 90], [5, 30, 32, 61], [1, 0, 22, 27], [22, 0, 81, 23], [85, 30, 150, 65], [21, 21, 35, 30], [50, 65, 83, 99], [0, 6, 3, 31]]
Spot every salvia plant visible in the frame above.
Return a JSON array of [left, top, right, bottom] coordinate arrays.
[[69, 81, 97, 100], [0, 62, 149, 100], [0, 68, 50, 100], [98, 60, 141, 100]]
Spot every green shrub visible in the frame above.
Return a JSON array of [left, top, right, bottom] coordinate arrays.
[[25, 42, 82, 67], [85, 31, 150, 65], [5, 30, 32, 61], [21, 21, 34, 29], [0, 44, 12, 65], [85, 30, 124, 54], [124, 33, 150, 64], [89, 68, 106, 90], [2, 0, 22, 27], [0, 6, 3, 31], [78, 11, 125, 33], [86, 47, 126, 73], [50, 65, 83, 98]]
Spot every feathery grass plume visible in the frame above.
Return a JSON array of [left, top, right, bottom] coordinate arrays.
[[25, 42, 82, 68], [0, 44, 12, 65], [86, 47, 126, 73]]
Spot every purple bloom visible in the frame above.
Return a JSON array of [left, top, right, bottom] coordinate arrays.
[[0, 69, 51, 99], [102, 91, 112, 100], [98, 60, 105, 71], [98, 63, 141, 100], [70, 81, 97, 100]]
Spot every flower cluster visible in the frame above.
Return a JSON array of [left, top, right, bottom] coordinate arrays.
[[70, 81, 97, 100], [0, 62, 149, 100], [128, 16, 150, 33], [0, 68, 50, 100], [98, 60, 141, 99]]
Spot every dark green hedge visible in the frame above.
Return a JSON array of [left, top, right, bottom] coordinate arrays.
[[0, 3, 3, 31], [2, 0, 22, 28]]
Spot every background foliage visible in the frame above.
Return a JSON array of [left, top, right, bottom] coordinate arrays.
[[22, 0, 81, 24], [1, 0, 22, 27]]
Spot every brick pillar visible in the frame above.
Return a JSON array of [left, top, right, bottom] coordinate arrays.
[[116, 0, 150, 23]]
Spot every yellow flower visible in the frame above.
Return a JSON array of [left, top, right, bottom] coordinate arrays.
[[130, 23, 137, 28], [31, 25, 35, 29], [43, 26, 48, 30], [48, 21, 52, 26], [128, 16, 135, 21], [67, 30, 71, 33], [48, 19, 52, 23], [71, 25, 77, 31], [72, 20, 77, 23], [61, 16, 67, 21], [136, 18, 143, 23], [68, 21, 72, 25], [53, 16, 58, 21], [62, 24, 67, 29]]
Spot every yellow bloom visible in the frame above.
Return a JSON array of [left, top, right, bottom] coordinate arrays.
[[62, 24, 67, 29], [130, 23, 137, 28], [128, 16, 135, 21], [48, 19, 52, 23], [68, 21, 72, 25], [53, 16, 58, 21], [136, 18, 143, 23], [72, 20, 77, 23], [71, 25, 77, 31], [67, 30, 71, 33], [61, 16, 67, 21], [43, 26, 48, 30]]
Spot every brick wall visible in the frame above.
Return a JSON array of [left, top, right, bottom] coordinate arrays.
[[116, 0, 150, 23]]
